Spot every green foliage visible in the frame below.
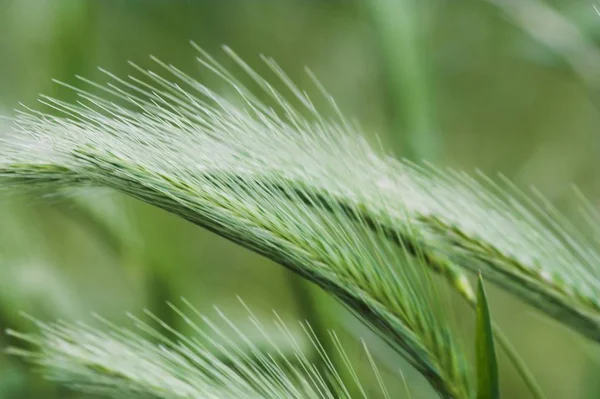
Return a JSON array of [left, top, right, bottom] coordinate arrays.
[[475, 275, 498, 399], [3, 47, 477, 397], [0, 44, 599, 398]]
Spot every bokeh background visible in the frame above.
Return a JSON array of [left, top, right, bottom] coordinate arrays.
[[1, 1, 600, 398]]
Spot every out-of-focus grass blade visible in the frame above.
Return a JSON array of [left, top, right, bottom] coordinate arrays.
[[476, 273, 499, 399]]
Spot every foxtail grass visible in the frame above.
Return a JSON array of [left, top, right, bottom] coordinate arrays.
[[7, 300, 394, 399], [1, 45, 599, 397]]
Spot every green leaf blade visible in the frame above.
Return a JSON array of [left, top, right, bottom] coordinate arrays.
[[476, 274, 499, 399]]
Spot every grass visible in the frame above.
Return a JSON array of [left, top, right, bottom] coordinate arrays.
[[7, 299, 393, 399], [0, 45, 599, 397]]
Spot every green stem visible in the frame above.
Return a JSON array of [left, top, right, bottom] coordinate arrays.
[[365, 0, 439, 159]]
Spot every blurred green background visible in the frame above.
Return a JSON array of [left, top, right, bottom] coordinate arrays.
[[1, 0, 600, 398]]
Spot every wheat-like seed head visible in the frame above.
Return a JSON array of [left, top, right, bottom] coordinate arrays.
[[1, 46, 476, 397], [7, 300, 393, 399], [1, 44, 599, 396]]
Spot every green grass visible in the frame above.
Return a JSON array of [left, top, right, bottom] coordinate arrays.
[[1, 46, 599, 398]]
